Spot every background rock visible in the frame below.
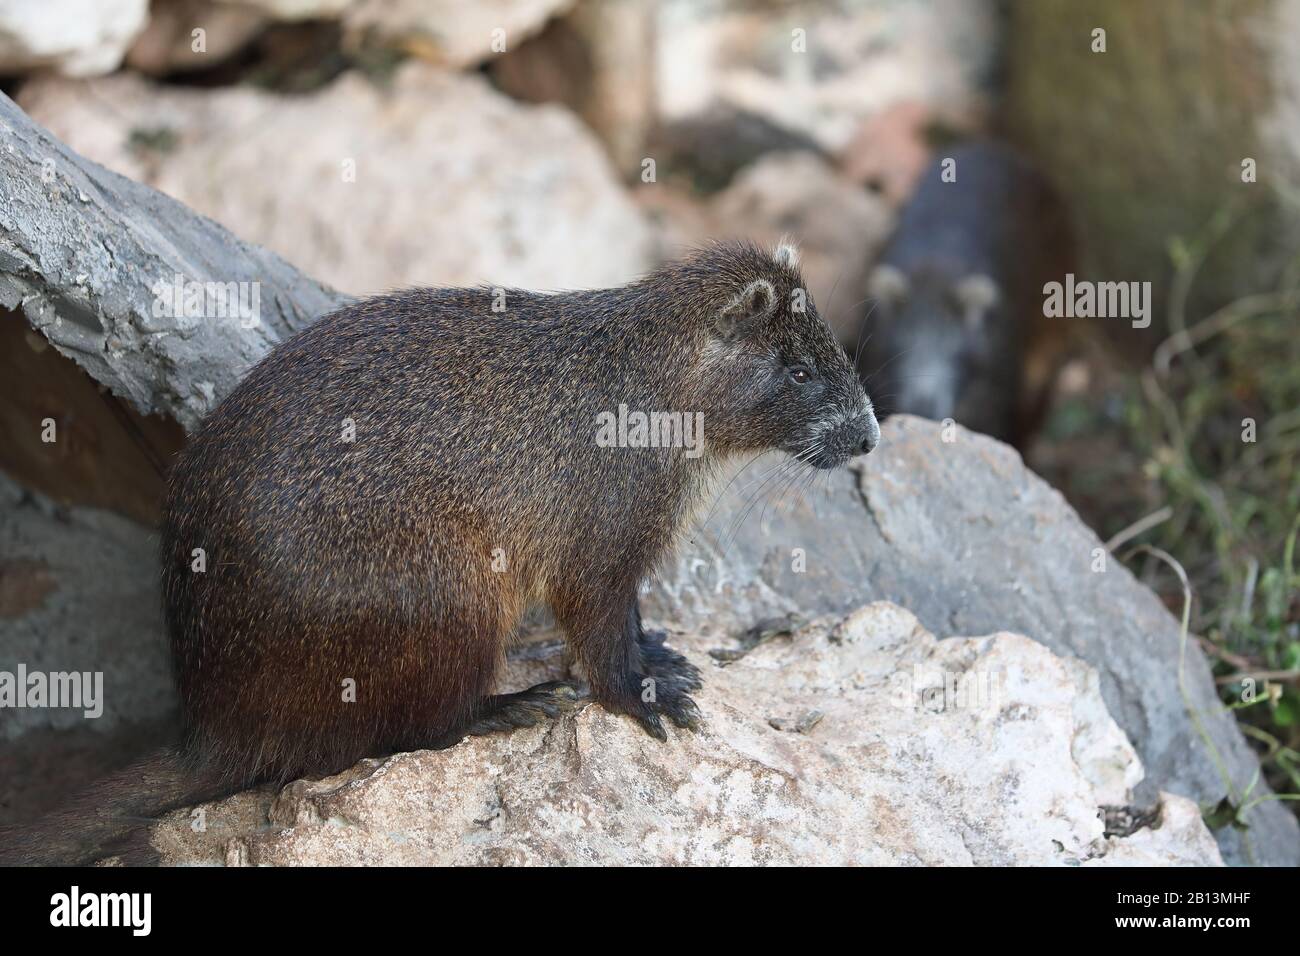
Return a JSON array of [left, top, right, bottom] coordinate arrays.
[[636, 151, 894, 341], [218, 0, 354, 19], [642, 415, 1300, 865], [655, 0, 997, 154], [645, 104, 829, 195], [18, 64, 655, 297], [0, 0, 150, 77], [126, 0, 268, 76], [707, 151, 892, 340], [0, 472, 169, 741], [145, 602, 1223, 866], [343, 0, 574, 70], [837, 100, 941, 205], [0, 471, 176, 824], [490, 0, 657, 177]]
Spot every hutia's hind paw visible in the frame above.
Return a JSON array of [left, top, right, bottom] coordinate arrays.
[[465, 680, 581, 736]]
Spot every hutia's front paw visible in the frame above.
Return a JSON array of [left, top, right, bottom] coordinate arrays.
[[610, 676, 702, 741]]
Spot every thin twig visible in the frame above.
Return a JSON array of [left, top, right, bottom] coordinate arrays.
[[1105, 506, 1174, 552]]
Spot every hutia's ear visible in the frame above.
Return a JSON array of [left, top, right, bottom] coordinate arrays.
[[774, 239, 800, 269], [867, 264, 909, 305], [951, 273, 999, 329], [716, 279, 777, 338]]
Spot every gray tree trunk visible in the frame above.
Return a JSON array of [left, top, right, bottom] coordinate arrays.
[[0, 91, 350, 433]]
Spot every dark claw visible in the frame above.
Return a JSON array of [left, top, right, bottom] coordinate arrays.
[[633, 709, 668, 742], [662, 694, 702, 731], [610, 672, 701, 741]]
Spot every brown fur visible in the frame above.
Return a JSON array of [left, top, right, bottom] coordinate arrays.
[[0, 748, 226, 865], [5, 241, 877, 864]]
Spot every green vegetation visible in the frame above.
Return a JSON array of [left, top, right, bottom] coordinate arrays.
[[1142, 235, 1300, 817], [1037, 198, 1300, 848], [1083, 208, 1300, 832]]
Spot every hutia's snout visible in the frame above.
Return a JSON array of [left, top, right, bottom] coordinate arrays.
[[810, 406, 880, 468]]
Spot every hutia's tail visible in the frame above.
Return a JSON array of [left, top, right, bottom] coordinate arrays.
[[0, 747, 231, 866]]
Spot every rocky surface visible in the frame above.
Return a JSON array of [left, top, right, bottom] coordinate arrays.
[[643, 416, 1300, 866], [144, 602, 1222, 866], [18, 64, 655, 297], [0, 475, 168, 743], [0, 0, 149, 77], [0, 471, 175, 824]]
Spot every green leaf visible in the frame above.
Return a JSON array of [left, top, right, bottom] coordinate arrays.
[[1202, 796, 1250, 831], [1274, 689, 1300, 727]]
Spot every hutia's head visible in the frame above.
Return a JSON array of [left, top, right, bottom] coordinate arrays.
[[862, 262, 1014, 440], [688, 240, 879, 469]]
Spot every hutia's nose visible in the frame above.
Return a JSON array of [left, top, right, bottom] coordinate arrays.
[[858, 411, 881, 456]]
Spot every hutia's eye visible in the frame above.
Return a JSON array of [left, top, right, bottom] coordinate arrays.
[[789, 366, 813, 384]]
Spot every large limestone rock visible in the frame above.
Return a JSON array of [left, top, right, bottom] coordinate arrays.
[[17, 64, 654, 296], [642, 415, 1300, 866], [147, 603, 1222, 866], [0, 0, 149, 77]]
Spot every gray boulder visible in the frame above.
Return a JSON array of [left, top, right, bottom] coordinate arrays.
[[647, 416, 1299, 865]]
